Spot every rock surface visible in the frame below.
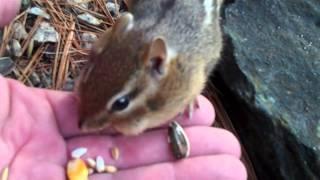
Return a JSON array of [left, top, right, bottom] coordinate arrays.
[[216, 0, 320, 179]]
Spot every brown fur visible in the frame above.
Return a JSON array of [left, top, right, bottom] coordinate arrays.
[[76, 0, 224, 135]]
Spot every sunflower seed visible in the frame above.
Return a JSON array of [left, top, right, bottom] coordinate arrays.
[[168, 121, 190, 159], [96, 156, 105, 173], [71, 147, 88, 159]]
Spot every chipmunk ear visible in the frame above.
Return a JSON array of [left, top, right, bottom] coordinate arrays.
[[91, 13, 134, 56], [92, 28, 112, 55], [145, 36, 171, 79], [123, 0, 133, 11], [112, 12, 134, 37]]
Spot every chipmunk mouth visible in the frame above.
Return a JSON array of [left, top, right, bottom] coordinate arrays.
[[78, 119, 111, 132], [78, 112, 112, 132]]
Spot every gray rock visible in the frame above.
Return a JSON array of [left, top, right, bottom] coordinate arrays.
[[63, 77, 75, 91], [32, 22, 59, 43], [0, 57, 15, 76], [80, 32, 97, 49], [29, 72, 41, 86], [217, 0, 320, 179], [13, 22, 28, 40], [77, 13, 103, 26], [21, 0, 31, 11], [39, 71, 52, 88]]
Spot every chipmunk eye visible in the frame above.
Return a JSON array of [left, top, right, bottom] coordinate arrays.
[[111, 95, 130, 111]]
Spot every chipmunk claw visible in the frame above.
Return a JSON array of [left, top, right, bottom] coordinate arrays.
[[185, 98, 200, 120]]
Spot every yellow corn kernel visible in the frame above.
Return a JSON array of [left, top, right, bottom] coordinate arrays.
[[67, 159, 89, 180]]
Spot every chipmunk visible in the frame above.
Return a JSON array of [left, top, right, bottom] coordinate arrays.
[[75, 0, 224, 135]]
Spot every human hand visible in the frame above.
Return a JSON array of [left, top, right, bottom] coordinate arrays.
[[0, 1, 246, 179], [0, 76, 246, 179], [0, 0, 21, 27]]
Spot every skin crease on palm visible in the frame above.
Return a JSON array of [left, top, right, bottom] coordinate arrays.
[[0, 1, 247, 180]]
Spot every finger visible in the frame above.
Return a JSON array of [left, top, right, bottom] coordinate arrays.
[[40, 87, 215, 137], [67, 127, 241, 169], [156, 95, 215, 128], [0, 0, 21, 27], [37, 89, 81, 137], [91, 155, 247, 180]]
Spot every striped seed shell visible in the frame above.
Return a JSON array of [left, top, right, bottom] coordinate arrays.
[[168, 121, 190, 159]]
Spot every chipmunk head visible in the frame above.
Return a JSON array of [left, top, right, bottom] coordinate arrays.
[[76, 13, 180, 135]]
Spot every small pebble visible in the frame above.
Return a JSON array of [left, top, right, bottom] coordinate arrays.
[[27, 7, 51, 19], [110, 147, 120, 160], [71, 147, 88, 159], [29, 72, 41, 86], [80, 32, 97, 49], [104, 165, 117, 174], [1, 166, 9, 180], [12, 22, 28, 40], [106, 2, 120, 17], [86, 158, 96, 168], [77, 13, 102, 26], [20, 0, 31, 11], [63, 77, 75, 91], [32, 22, 59, 43], [67, 0, 89, 9], [39, 71, 52, 88], [96, 156, 105, 173]]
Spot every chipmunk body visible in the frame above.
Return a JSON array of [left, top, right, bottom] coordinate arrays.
[[76, 0, 224, 135]]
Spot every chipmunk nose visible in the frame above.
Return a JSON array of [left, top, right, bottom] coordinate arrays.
[[78, 115, 111, 132]]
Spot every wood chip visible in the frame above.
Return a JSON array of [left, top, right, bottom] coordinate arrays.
[[104, 165, 117, 173], [1, 166, 9, 180], [110, 147, 120, 160]]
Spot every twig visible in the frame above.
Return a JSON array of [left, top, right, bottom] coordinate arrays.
[[18, 45, 45, 82], [56, 21, 76, 89]]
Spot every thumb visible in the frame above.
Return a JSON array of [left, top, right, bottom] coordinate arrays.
[[0, 0, 21, 27]]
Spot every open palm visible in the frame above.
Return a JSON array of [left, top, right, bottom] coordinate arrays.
[[0, 76, 246, 180]]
